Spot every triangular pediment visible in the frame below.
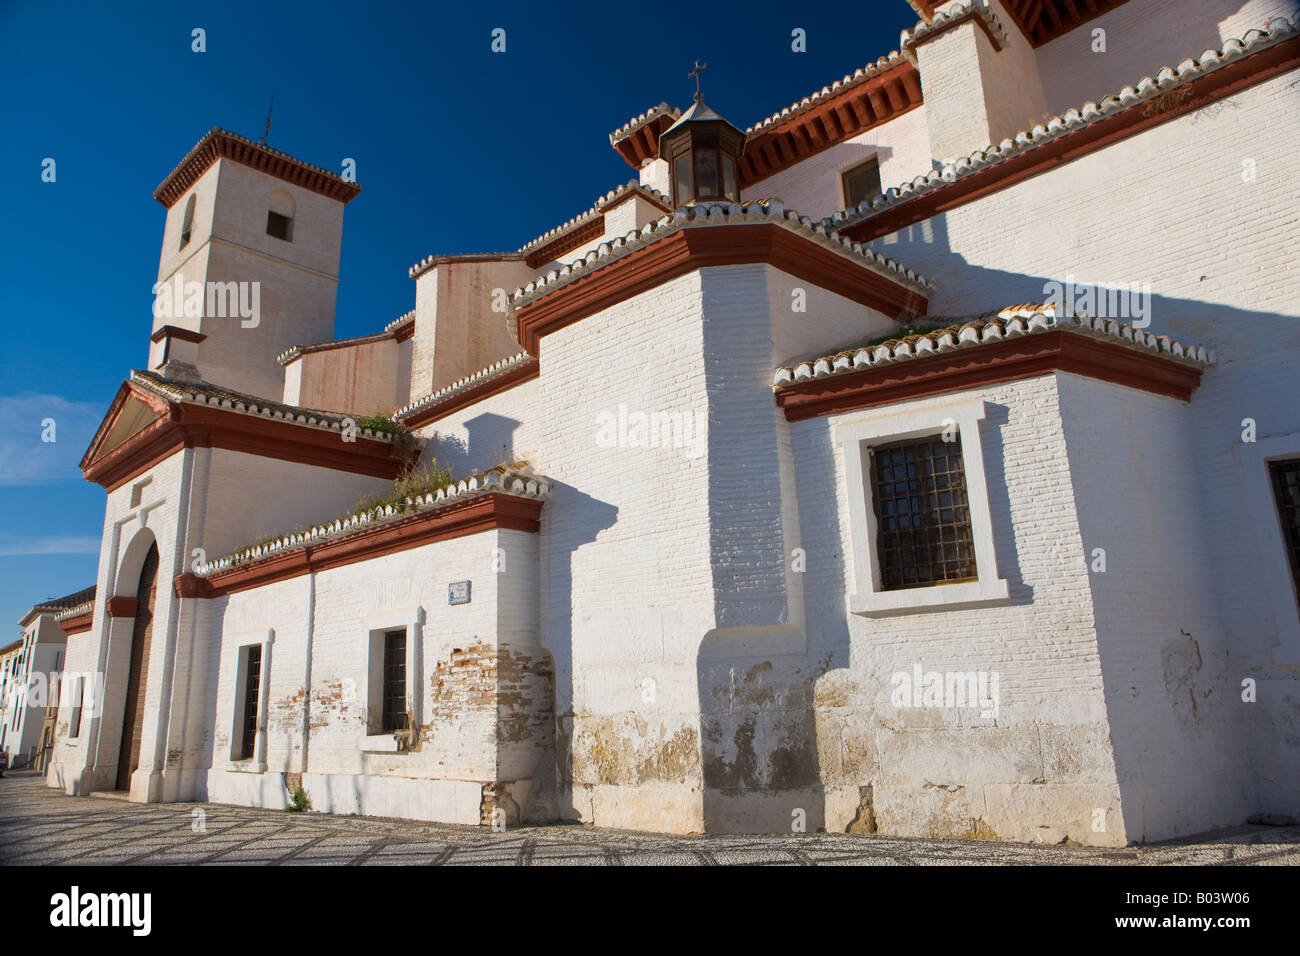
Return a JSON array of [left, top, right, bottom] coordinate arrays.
[[80, 381, 172, 472]]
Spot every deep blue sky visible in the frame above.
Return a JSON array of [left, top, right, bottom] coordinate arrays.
[[0, 0, 917, 634]]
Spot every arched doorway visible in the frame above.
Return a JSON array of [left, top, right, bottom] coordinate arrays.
[[115, 542, 159, 791]]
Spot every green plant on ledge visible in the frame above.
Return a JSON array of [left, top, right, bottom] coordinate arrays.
[[285, 787, 311, 812], [357, 414, 400, 434], [355, 459, 454, 514]]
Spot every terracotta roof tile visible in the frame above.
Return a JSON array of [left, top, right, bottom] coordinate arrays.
[[773, 305, 1215, 387], [512, 199, 934, 309]]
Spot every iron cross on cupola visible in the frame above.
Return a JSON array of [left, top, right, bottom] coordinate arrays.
[[689, 60, 706, 102]]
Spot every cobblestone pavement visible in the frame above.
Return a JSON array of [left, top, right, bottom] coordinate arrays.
[[2, 772, 1298, 865]]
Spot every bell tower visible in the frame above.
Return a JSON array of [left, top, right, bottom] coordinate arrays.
[[148, 128, 362, 401]]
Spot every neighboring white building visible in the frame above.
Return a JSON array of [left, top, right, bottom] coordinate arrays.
[[3, 588, 90, 768], [43, 0, 1300, 845], [0, 640, 22, 764]]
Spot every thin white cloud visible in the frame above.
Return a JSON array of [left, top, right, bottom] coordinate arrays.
[[0, 535, 102, 557], [0, 393, 105, 486]]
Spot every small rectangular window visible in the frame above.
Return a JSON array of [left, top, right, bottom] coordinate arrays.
[[871, 435, 977, 590], [1269, 459, 1300, 602], [842, 157, 882, 209], [381, 630, 407, 732], [179, 194, 196, 249], [239, 645, 261, 760], [266, 211, 293, 241]]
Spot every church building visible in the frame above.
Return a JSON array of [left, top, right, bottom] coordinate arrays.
[[44, 0, 1300, 845]]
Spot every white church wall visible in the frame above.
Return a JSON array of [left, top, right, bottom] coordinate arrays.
[[870, 62, 1300, 822], [1033, 0, 1300, 120], [1055, 371, 1253, 842], [533, 269, 717, 832], [764, 266, 901, 366], [155, 162, 221, 300], [414, 375, 543, 478], [201, 524, 550, 825], [192, 447, 388, 560], [740, 107, 933, 221], [43, 451, 190, 799], [639, 157, 670, 196], [792, 374, 1127, 845]]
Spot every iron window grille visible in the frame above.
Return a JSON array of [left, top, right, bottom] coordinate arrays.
[[870, 435, 978, 590], [239, 645, 261, 760], [381, 630, 407, 732]]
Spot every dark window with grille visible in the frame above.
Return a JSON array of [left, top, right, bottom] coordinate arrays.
[[239, 645, 261, 760], [381, 630, 407, 732], [842, 157, 882, 208], [266, 210, 293, 241], [70, 679, 83, 739], [1269, 459, 1300, 602], [870, 435, 978, 590]]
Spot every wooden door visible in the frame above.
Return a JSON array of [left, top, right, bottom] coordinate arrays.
[[115, 544, 158, 791]]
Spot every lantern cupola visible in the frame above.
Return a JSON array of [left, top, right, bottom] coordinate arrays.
[[658, 64, 745, 206]]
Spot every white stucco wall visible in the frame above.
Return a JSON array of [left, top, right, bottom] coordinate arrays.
[[1033, 0, 1300, 118], [865, 58, 1300, 829], [741, 107, 933, 221]]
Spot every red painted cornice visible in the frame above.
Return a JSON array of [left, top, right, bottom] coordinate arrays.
[[154, 128, 361, 208], [150, 325, 207, 345], [174, 493, 543, 597], [58, 612, 93, 635], [106, 596, 138, 618], [999, 1, 1132, 48], [613, 113, 678, 169], [774, 330, 1204, 421], [525, 218, 606, 269], [514, 223, 929, 355], [741, 60, 923, 187]]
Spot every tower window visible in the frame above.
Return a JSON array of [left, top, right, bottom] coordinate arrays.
[[179, 194, 196, 249], [266, 211, 293, 241], [842, 158, 882, 209]]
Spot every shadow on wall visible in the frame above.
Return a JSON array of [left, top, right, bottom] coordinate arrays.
[[426, 412, 521, 476], [697, 627, 827, 835], [540, 482, 618, 823]]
